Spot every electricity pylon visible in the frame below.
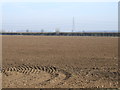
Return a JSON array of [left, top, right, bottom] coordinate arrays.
[[72, 16, 75, 32]]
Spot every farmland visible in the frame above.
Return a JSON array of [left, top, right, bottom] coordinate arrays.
[[2, 35, 119, 88]]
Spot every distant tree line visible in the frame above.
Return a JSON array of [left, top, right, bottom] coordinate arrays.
[[1, 32, 119, 37]]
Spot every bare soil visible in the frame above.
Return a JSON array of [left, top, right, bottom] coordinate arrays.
[[2, 35, 119, 88]]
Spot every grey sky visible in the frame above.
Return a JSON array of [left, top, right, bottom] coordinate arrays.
[[2, 2, 118, 32]]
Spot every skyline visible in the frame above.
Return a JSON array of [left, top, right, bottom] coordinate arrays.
[[2, 2, 118, 32]]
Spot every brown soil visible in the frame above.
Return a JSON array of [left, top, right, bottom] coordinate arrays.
[[2, 35, 119, 88]]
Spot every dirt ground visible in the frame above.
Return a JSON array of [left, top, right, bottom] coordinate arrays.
[[1, 35, 119, 88]]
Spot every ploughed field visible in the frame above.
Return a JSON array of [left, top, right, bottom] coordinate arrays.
[[2, 35, 119, 88]]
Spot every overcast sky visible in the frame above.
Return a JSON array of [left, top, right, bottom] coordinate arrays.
[[2, 2, 118, 32]]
